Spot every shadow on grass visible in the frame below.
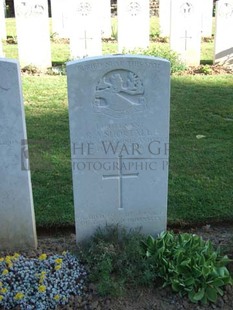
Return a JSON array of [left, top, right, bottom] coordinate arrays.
[[52, 61, 67, 67], [24, 75, 233, 227], [200, 59, 213, 65]]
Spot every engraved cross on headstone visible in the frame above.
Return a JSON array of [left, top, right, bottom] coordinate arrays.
[[80, 30, 93, 57], [180, 30, 192, 51], [102, 156, 139, 210]]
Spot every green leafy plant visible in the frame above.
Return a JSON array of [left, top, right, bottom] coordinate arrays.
[[111, 23, 118, 41], [126, 46, 187, 73], [141, 231, 232, 304], [81, 225, 155, 297], [150, 29, 160, 41], [198, 65, 212, 75]]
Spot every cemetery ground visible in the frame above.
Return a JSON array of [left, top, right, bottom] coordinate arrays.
[[1, 18, 233, 309]]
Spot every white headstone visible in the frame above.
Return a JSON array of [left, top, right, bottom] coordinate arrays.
[[118, 0, 150, 52], [69, 0, 102, 59], [201, 0, 213, 37], [51, 0, 71, 38], [101, 0, 112, 39], [0, 0, 6, 40], [0, 58, 37, 250], [67, 55, 170, 242], [14, 0, 51, 69], [170, 0, 202, 66], [214, 0, 233, 65], [0, 37, 3, 57], [159, 0, 171, 37]]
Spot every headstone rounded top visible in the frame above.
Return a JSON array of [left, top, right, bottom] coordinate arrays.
[[127, 1, 142, 16], [0, 59, 18, 89], [76, 1, 92, 16], [67, 54, 171, 66], [179, 2, 194, 17], [218, 2, 233, 18]]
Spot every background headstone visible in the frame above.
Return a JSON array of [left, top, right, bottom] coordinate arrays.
[[0, 0, 6, 40], [69, 0, 102, 59], [67, 55, 170, 242], [170, 0, 202, 66], [118, 0, 150, 52], [0, 37, 3, 57], [101, 0, 112, 39], [51, 0, 71, 38], [201, 0, 213, 37], [159, 0, 171, 37], [214, 0, 233, 65], [0, 58, 37, 250], [14, 0, 51, 69]]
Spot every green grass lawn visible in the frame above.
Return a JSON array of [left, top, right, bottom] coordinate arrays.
[[3, 18, 233, 228], [22, 74, 233, 227]]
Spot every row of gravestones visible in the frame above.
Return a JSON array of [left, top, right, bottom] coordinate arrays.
[[162, 0, 233, 66], [1, 0, 233, 68], [0, 54, 170, 250], [0, 0, 150, 67]]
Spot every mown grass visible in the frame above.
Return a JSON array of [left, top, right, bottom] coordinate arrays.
[[169, 75, 233, 224], [3, 18, 233, 227], [21, 74, 233, 227]]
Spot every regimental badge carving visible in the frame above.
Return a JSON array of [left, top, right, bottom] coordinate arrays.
[[16, 1, 45, 17], [93, 70, 146, 118], [219, 2, 233, 18], [180, 2, 193, 16], [16, 1, 31, 17], [32, 3, 45, 15], [127, 1, 142, 16], [77, 1, 92, 16]]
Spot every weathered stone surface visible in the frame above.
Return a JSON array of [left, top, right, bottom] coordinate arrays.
[[0, 0, 6, 39], [118, 0, 150, 52], [67, 55, 170, 242], [14, 0, 51, 69], [214, 0, 233, 65], [0, 58, 37, 250], [51, 0, 71, 38], [69, 0, 102, 59], [201, 0, 213, 37], [170, 0, 202, 66], [101, 0, 112, 38], [159, 0, 171, 37]]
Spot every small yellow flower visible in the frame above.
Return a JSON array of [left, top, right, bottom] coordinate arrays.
[[5, 257, 12, 264], [39, 254, 47, 260], [39, 273, 46, 284], [55, 264, 62, 271], [53, 294, 60, 301], [55, 258, 63, 264], [38, 285, 46, 293], [12, 253, 20, 260], [0, 295, 3, 302], [2, 269, 8, 275], [62, 251, 67, 256], [14, 292, 24, 300], [7, 262, 13, 268], [0, 288, 8, 294], [0, 258, 4, 263]]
